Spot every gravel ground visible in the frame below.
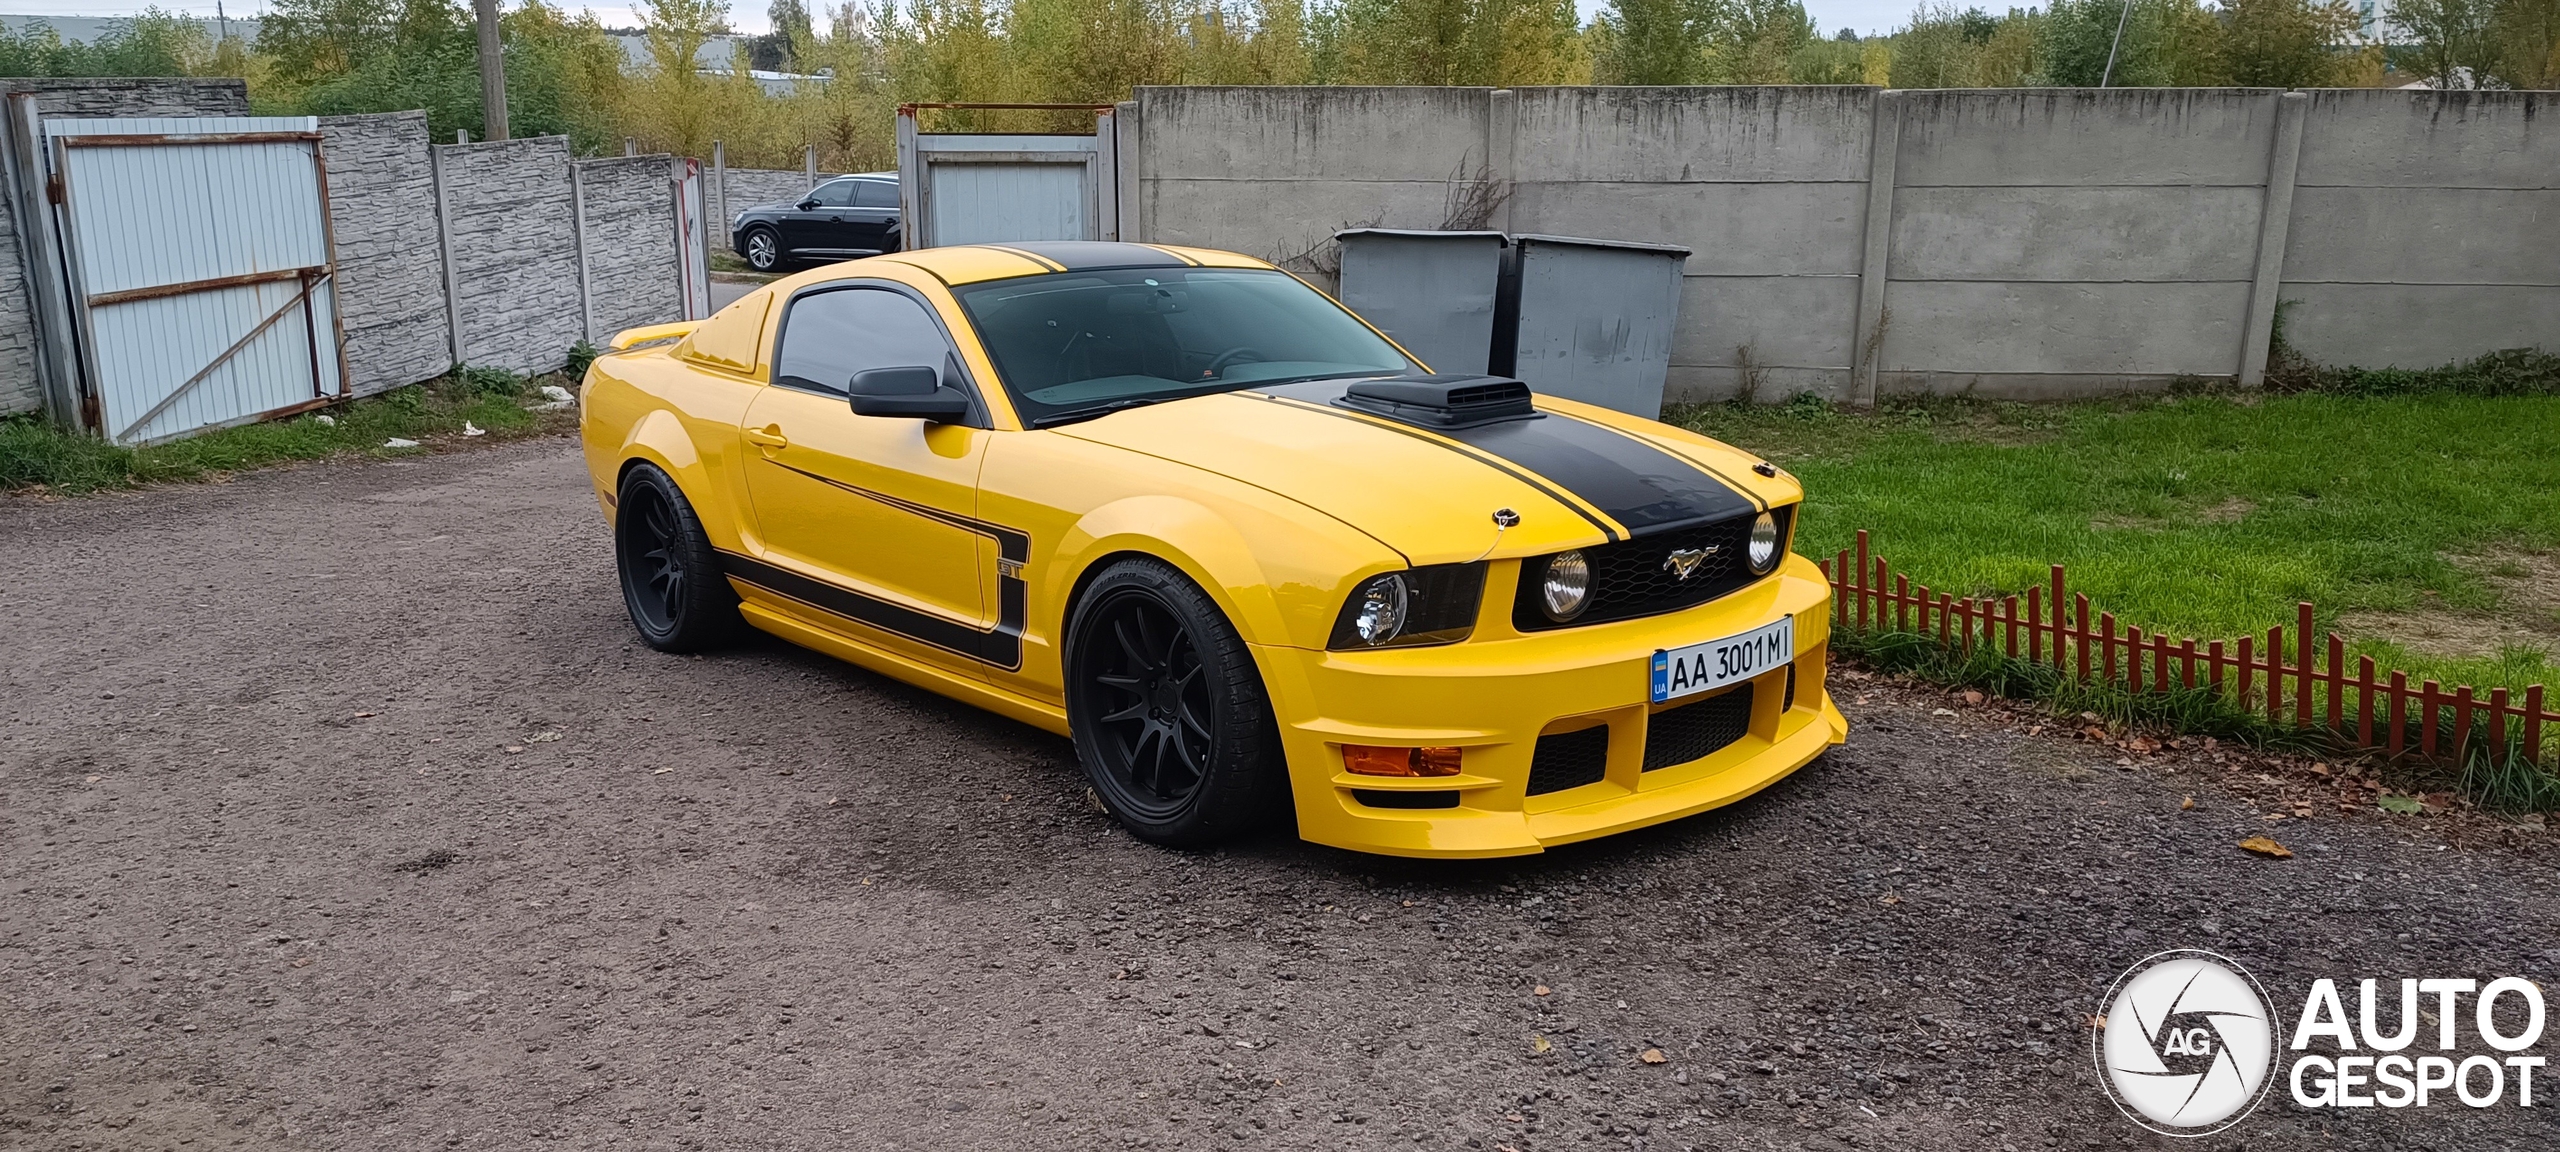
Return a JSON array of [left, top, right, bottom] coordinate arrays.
[[4, 436, 2556, 1152]]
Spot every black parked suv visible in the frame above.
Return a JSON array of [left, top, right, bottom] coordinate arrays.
[[731, 173, 902, 272]]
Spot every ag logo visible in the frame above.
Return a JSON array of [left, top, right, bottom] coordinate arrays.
[[2094, 950, 2280, 1137]]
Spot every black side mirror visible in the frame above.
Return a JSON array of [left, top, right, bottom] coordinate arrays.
[[849, 366, 971, 423], [796, 198, 821, 211]]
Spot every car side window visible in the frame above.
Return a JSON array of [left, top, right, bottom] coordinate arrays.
[[773, 287, 956, 398], [853, 181, 899, 209], [807, 180, 855, 208]]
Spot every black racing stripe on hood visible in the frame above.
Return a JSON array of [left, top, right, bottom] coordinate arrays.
[[1259, 379, 1757, 536], [989, 241, 1195, 271]]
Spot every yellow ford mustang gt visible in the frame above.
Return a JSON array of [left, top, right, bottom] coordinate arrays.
[[580, 241, 1845, 858]]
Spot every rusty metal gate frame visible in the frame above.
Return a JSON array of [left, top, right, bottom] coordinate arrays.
[[45, 126, 351, 443]]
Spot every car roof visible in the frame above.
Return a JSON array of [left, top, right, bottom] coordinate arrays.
[[869, 242, 1278, 286]]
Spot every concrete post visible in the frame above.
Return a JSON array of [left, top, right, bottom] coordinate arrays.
[[623, 137, 637, 158], [569, 161, 593, 344], [1094, 109, 1118, 242], [710, 139, 725, 237], [472, 0, 508, 141], [1487, 88, 1516, 235], [803, 143, 817, 189], [897, 111, 920, 245], [1849, 90, 1901, 408], [1114, 100, 1141, 243], [428, 144, 465, 367], [2238, 91, 2308, 388], [455, 129, 468, 144]]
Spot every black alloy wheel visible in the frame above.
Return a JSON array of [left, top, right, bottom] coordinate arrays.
[[614, 463, 740, 653], [1066, 558, 1284, 847], [742, 226, 782, 273]]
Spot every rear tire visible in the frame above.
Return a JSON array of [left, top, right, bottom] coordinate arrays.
[[1065, 558, 1285, 848], [615, 463, 741, 653]]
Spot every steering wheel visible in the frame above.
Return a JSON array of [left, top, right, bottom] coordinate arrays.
[[1204, 346, 1268, 377]]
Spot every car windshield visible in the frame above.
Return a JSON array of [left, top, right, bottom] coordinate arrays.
[[949, 267, 1417, 426]]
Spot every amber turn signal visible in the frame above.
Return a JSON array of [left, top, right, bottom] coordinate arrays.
[[1341, 744, 1463, 777]]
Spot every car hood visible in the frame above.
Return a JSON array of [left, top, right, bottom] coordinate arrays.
[[1045, 378, 1797, 565]]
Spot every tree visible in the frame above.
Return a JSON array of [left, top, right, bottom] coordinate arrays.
[[2039, 0, 2227, 85], [2222, 0, 2362, 87], [0, 10, 213, 77], [2490, 0, 2560, 88], [1594, 0, 1724, 84]]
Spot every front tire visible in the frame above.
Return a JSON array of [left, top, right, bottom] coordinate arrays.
[[615, 463, 741, 653], [741, 226, 782, 273], [1065, 558, 1284, 848]]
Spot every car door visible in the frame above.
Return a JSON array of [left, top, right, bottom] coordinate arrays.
[[739, 284, 996, 669], [781, 179, 854, 254], [845, 179, 900, 254]]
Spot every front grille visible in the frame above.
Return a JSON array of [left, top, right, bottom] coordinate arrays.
[[1514, 507, 1790, 631], [1527, 724, 1609, 795], [1642, 684, 1754, 771]]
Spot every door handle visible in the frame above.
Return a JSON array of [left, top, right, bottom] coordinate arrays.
[[744, 425, 788, 449]]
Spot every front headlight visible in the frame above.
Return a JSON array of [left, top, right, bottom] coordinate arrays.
[[1327, 563, 1489, 650], [1540, 550, 1591, 621], [1748, 511, 1781, 574], [1349, 574, 1407, 646]]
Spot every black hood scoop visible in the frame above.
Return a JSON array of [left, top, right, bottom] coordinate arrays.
[[1333, 374, 1540, 430]]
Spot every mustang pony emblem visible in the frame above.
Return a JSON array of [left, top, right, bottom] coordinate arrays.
[[1662, 546, 1717, 581]]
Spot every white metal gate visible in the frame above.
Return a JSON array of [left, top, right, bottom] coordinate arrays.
[[40, 116, 346, 444], [895, 104, 1118, 249]]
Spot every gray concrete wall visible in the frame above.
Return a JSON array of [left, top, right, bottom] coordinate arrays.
[[435, 136, 585, 375], [1128, 85, 2560, 403], [576, 156, 685, 341], [2279, 90, 2558, 370], [1, 79, 250, 414], [319, 112, 452, 396]]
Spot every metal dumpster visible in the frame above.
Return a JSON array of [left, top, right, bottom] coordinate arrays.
[[1332, 228, 1508, 375], [1499, 234, 1691, 418]]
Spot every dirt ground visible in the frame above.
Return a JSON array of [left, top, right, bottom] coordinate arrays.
[[4, 436, 2556, 1152]]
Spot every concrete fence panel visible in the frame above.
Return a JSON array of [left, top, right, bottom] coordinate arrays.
[[2280, 90, 2559, 370], [576, 155, 685, 341], [1509, 86, 1875, 400], [436, 136, 583, 375], [1875, 89, 2285, 397], [319, 112, 451, 395]]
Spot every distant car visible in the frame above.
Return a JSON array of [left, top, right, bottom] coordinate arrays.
[[730, 173, 901, 272]]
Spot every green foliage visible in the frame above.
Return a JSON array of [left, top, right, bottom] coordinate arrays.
[[565, 340, 601, 380], [0, 372, 570, 495], [0, 10, 220, 78], [1675, 382, 2560, 700]]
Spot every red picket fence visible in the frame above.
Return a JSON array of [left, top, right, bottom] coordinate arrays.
[[1818, 530, 2554, 771]]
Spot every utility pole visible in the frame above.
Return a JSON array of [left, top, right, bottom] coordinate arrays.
[[474, 0, 510, 141], [2100, 0, 2134, 88]]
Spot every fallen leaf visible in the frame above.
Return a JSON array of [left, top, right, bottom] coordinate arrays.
[[352, 711, 377, 719], [2376, 792, 2423, 815], [2180, 796, 2195, 811], [1959, 690, 1985, 707], [1533, 984, 1551, 996], [1931, 708, 1958, 718], [651, 767, 675, 775], [2237, 836, 2294, 859], [2088, 1014, 2107, 1029], [291, 956, 312, 968], [2307, 762, 2330, 776], [1878, 893, 1901, 906], [1531, 1034, 1551, 1054], [1638, 1048, 1668, 1064]]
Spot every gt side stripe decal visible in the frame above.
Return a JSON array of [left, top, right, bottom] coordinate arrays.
[[1251, 393, 1625, 542], [733, 462, 1029, 670], [718, 549, 1024, 670]]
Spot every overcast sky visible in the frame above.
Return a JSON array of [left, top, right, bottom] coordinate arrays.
[[6, 0, 1931, 42]]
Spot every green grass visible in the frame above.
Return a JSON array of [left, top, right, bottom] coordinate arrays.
[[1674, 383, 2560, 700], [1, 367, 575, 495]]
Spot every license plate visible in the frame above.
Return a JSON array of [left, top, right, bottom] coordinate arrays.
[[1651, 617, 1794, 704]]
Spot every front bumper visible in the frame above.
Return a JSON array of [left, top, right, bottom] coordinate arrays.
[[1255, 553, 1845, 858]]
